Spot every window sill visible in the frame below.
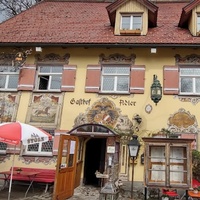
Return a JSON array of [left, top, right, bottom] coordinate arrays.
[[120, 29, 141, 35]]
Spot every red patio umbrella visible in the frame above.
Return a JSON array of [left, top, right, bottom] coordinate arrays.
[[0, 122, 52, 200]]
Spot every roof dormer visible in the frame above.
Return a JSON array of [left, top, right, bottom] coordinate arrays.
[[106, 0, 158, 36], [179, 0, 200, 36]]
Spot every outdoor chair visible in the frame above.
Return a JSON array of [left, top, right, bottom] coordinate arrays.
[[162, 188, 180, 200], [180, 179, 200, 200]]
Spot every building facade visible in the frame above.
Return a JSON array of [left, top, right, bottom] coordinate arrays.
[[0, 0, 200, 189]]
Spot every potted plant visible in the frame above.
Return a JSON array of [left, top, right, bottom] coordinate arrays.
[[161, 194, 169, 200], [193, 186, 199, 194]]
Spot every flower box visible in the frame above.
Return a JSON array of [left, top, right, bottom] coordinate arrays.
[[120, 29, 141, 35]]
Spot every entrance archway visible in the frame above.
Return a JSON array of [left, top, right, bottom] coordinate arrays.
[[83, 138, 106, 186], [68, 123, 119, 188]]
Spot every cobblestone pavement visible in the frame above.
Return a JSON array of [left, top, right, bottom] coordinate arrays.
[[0, 184, 145, 200]]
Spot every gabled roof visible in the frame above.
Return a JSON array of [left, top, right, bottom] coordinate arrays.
[[179, 0, 200, 28], [1, 0, 200, 47], [106, 0, 158, 27]]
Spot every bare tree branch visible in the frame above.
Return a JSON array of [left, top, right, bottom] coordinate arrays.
[[0, 0, 41, 21]]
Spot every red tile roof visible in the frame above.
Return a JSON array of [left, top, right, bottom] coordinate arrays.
[[0, 0, 199, 46]]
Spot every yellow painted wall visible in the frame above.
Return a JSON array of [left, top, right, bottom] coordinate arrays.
[[1, 46, 200, 182]]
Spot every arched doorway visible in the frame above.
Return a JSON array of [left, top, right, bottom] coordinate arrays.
[[83, 138, 106, 186], [68, 123, 120, 188]]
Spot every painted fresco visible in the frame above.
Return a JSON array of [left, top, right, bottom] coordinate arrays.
[[0, 93, 18, 122], [74, 97, 135, 135], [27, 94, 62, 126], [168, 108, 198, 133]]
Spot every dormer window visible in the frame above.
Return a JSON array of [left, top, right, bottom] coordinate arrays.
[[120, 14, 142, 35], [197, 14, 200, 34]]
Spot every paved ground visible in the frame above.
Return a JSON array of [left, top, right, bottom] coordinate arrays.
[[0, 182, 145, 200]]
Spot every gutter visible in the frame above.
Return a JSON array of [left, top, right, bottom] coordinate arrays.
[[0, 43, 200, 48]]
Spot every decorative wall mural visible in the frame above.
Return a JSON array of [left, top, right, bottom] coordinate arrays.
[[0, 93, 19, 122], [74, 97, 137, 135], [168, 108, 198, 133], [27, 94, 62, 127], [87, 98, 120, 126]]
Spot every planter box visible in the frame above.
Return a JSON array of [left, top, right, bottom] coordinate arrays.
[[120, 29, 141, 35]]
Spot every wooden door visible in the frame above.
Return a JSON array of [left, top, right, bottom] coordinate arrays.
[[53, 135, 78, 200]]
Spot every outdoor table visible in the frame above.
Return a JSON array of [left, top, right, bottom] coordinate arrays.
[[188, 190, 200, 199], [0, 170, 40, 197]]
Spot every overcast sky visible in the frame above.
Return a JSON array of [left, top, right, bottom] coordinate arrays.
[[0, 12, 6, 23]]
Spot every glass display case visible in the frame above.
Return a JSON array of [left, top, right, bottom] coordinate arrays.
[[143, 137, 193, 189]]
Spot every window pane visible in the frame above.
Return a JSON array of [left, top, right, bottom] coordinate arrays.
[[50, 75, 61, 89], [196, 78, 200, 93], [181, 78, 193, 92], [0, 75, 6, 88], [116, 67, 129, 74], [39, 66, 51, 73], [27, 143, 39, 152], [197, 16, 200, 31], [121, 16, 131, 29], [0, 142, 7, 151], [41, 140, 53, 152], [103, 67, 116, 74], [180, 68, 200, 75], [132, 16, 142, 30], [117, 77, 129, 91], [8, 75, 18, 88], [102, 76, 114, 91], [52, 66, 62, 73]]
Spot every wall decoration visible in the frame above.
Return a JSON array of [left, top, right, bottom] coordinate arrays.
[[74, 97, 139, 136], [87, 97, 120, 126], [166, 108, 198, 149], [26, 93, 62, 128], [0, 93, 19, 122], [18, 156, 57, 165], [175, 54, 200, 64], [168, 108, 198, 133], [175, 95, 200, 105], [145, 104, 152, 114]]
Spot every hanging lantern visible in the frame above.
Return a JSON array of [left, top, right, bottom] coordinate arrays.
[[151, 75, 162, 105]]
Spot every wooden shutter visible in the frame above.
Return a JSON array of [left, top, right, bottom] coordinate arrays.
[[163, 65, 179, 95], [130, 65, 145, 94], [85, 65, 101, 93], [17, 64, 36, 91], [61, 65, 77, 92]]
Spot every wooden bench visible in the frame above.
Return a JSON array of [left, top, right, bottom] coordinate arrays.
[[10, 167, 56, 193]]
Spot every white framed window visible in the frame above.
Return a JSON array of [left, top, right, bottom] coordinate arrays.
[[0, 142, 7, 154], [0, 66, 19, 91], [180, 67, 200, 95], [23, 130, 54, 156], [197, 14, 200, 32], [36, 65, 62, 91], [101, 65, 130, 93], [121, 14, 142, 30]]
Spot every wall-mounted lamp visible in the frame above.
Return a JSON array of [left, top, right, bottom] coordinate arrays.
[[151, 75, 162, 105], [133, 114, 142, 124]]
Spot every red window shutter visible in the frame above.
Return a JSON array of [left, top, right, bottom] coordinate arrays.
[[130, 65, 145, 94], [17, 64, 36, 91], [85, 65, 101, 93], [61, 65, 77, 92], [163, 65, 179, 95]]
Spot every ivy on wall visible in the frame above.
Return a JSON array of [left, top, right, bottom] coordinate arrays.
[[192, 150, 200, 182]]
